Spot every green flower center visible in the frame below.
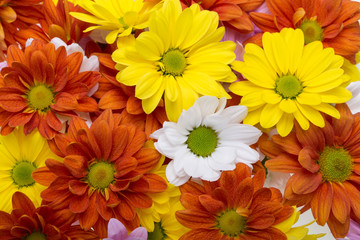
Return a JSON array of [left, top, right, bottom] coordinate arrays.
[[217, 210, 247, 237], [275, 75, 303, 99], [160, 49, 187, 76], [25, 231, 47, 240], [319, 146, 353, 182], [87, 162, 115, 189], [11, 161, 36, 188], [148, 222, 167, 240], [299, 20, 324, 44], [186, 126, 218, 157], [27, 85, 54, 112]]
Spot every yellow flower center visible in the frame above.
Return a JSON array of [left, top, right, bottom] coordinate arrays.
[[319, 146, 353, 182], [160, 49, 187, 76], [87, 161, 115, 189], [275, 75, 303, 99], [25, 231, 47, 240], [27, 85, 54, 112], [299, 20, 324, 44], [148, 221, 167, 240], [217, 210, 247, 237], [186, 126, 218, 157], [11, 161, 36, 188]]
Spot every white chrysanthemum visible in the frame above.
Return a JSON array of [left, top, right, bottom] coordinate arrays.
[[151, 96, 262, 186]]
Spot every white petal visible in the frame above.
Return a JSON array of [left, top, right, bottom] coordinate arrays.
[[50, 37, 67, 50], [219, 105, 248, 123], [166, 161, 190, 186], [202, 114, 230, 131], [215, 97, 227, 113], [234, 144, 260, 165], [200, 159, 222, 181], [218, 124, 261, 145], [87, 82, 99, 97], [211, 146, 237, 164], [154, 135, 178, 159], [173, 146, 190, 172], [25, 38, 34, 47], [183, 154, 203, 177], [346, 81, 360, 114], [177, 104, 202, 131], [164, 126, 187, 145], [207, 155, 236, 171], [80, 55, 100, 72], [194, 96, 219, 118], [150, 128, 166, 140]]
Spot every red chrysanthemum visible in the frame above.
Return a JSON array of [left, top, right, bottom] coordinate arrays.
[[249, 0, 360, 63], [180, 0, 264, 33], [260, 104, 360, 237], [0, 39, 100, 139], [33, 109, 167, 237], [0, 191, 99, 240], [93, 54, 167, 139], [0, 0, 43, 59], [15, 0, 91, 47], [176, 163, 294, 240]]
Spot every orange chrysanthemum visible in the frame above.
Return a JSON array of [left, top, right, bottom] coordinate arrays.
[[249, 0, 360, 63], [0, 39, 100, 139], [93, 54, 167, 139], [180, 0, 264, 33], [175, 163, 294, 240], [0, 191, 99, 239], [15, 0, 91, 47], [33, 110, 167, 238], [0, 0, 43, 59], [260, 104, 360, 238]]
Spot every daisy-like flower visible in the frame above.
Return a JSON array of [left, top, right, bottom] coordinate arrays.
[[229, 28, 352, 137], [0, 39, 100, 139], [181, 0, 264, 34], [70, 0, 162, 44], [104, 218, 147, 240], [147, 199, 190, 240], [113, 0, 237, 122], [259, 104, 360, 237], [0, 191, 99, 239], [0, 127, 62, 212], [151, 96, 261, 186], [32, 110, 167, 237], [176, 163, 295, 239], [249, 0, 360, 63]]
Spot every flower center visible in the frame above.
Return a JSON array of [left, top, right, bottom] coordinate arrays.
[[160, 49, 187, 76], [27, 85, 54, 112], [186, 126, 218, 157], [299, 20, 324, 44], [148, 222, 167, 240], [275, 75, 303, 99], [11, 161, 36, 188], [87, 162, 115, 189], [217, 210, 247, 237], [318, 146, 353, 182], [25, 231, 47, 240]]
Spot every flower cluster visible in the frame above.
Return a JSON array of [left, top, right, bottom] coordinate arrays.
[[0, 0, 359, 239]]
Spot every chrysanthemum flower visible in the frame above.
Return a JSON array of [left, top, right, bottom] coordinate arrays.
[[0, 0, 43, 59], [175, 163, 295, 239], [229, 28, 352, 137], [0, 127, 62, 212], [15, 0, 91, 47], [259, 104, 360, 237], [180, 0, 264, 34], [104, 218, 147, 240], [113, 0, 237, 122], [151, 96, 261, 186], [70, 0, 161, 44], [0, 191, 99, 239], [32, 110, 167, 237], [0, 39, 100, 139], [249, 0, 360, 63]]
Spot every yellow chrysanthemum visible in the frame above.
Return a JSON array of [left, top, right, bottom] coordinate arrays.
[[70, 0, 161, 43], [229, 28, 352, 136], [112, 0, 237, 122], [274, 207, 325, 240], [0, 128, 62, 212]]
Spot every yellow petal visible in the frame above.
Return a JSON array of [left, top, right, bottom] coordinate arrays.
[[165, 92, 183, 122], [311, 103, 340, 119], [135, 31, 163, 61], [244, 107, 263, 126], [142, 80, 165, 114], [296, 102, 324, 127], [262, 90, 282, 104], [276, 113, 295, 137], [296, 92, 322, 105], [136, 72, 164, 99], [279, 99, 297, 113], [320, 87, 352, 103], [293, 110, 309, 130], [260, 104, 283, 128], [164, 75, 180, 102]]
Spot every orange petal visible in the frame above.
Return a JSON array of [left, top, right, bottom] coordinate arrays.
[[91, 119, 112, 160], [291, 170, 322, 194], [46, 110, 63, 131], [327, 212, 349, 238], [272, 132, 302, 155], [199, 195, 225, 215], [265, 154, 302, 173], [298, 147, 320, 173], [12, 192, 35, 215], [176, 209, 216, 229], [79, 194, 99, 230], [69, 193, 89, 213], [311, 182, 333, 225], [69, 180, 89, 196], [331, 183, 350, 224], [32, 166, 57, 186]]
